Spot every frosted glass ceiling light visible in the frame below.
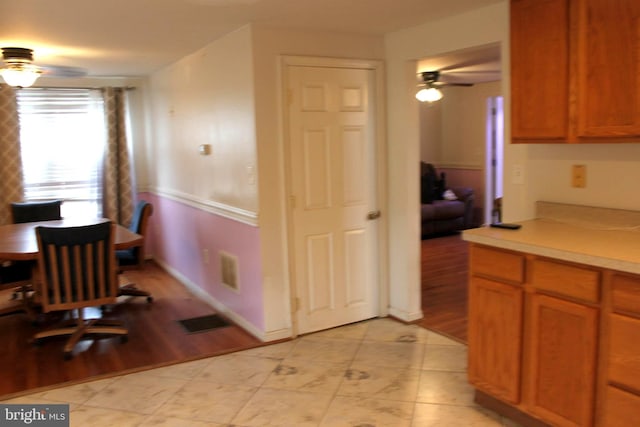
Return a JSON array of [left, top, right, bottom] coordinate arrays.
[[0, 65, 41, 88], [0, 48, 42, 88], [416, 70, 446, 103], [415, 86, 443, 103]]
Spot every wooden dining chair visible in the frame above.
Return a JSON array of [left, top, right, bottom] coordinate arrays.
[[117, 200, 154, 303], [33, 221, 128, 359], [6, 200, 63, 310], [11, 200, 63, 223]]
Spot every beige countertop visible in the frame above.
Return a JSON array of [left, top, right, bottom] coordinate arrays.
[[462, 218, 640, 275]]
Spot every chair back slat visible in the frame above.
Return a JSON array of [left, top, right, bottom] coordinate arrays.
[[95, 241, 104, 299], [36, 222, 118, 312], [47, 245, 61, 305], [72, 245, 84, 301], [62, 246, 74, 304]]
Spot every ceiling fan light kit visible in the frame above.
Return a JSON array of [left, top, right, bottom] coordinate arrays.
[[1, 46, 87, 88], [415, 69, 475, 103], [0, 65, 41, 88], [415, 86, 443, 102], [416, 71, 444, 103], [1, 48, 42, 88]]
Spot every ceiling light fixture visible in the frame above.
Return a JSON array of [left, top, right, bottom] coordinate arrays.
[[0, 48, 42, 88], [415, 71, 444, 103], [415, 86, 443, 103]]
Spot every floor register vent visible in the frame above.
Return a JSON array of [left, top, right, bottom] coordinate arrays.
[[220, 251, 239, 291]]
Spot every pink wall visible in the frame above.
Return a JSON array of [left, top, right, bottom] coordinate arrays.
[[139, 192, 264, 330]]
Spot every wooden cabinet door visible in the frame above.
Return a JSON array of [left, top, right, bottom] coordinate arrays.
[[527, 294, 598, 427], [601, 386, 640, 427], [511, 0, 570, 141], [468, 276, 524, 403], [577, 0, 640, 138]]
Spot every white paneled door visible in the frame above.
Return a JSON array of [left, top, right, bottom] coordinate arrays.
[[286, 63, 380, 334]]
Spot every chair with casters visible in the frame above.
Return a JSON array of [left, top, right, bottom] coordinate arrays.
[[8, 200, 63, 309], [11, 200, 63, 224], [116, 200, 153, 303], [0, 262, 33, 317], [33, 221, 128, 359]]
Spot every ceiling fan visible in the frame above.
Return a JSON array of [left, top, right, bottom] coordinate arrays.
[[415, 70, 475, 103], [419, 70, 475, 88], [1, 47, 87, 88]]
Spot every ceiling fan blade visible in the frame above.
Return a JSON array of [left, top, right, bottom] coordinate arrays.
[[39, 64, 87, 78], [438, 70, 499, 85], [434, 82, 474, 88]]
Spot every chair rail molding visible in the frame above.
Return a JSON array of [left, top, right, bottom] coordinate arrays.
[[146, 186, 259, 227]]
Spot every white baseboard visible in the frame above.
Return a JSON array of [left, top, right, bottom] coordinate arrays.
[[387, 306, 423, 323], [153, 259, 292, 342]]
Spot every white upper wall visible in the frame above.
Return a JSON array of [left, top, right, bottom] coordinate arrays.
[[146, 26, 258, 214], [421, 81, 502, 168]]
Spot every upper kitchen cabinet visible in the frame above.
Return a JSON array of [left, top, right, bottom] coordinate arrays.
[[511, 0, 640, 143], [511, 0, 570, 141]]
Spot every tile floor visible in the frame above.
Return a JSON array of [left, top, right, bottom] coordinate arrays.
[[2, 318, 520, 426]]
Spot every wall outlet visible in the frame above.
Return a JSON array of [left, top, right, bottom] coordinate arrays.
[[512, 164, 524, 185], [572, 165, 586, 188]]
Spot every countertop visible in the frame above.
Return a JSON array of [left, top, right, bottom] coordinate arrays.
[[462, 218, 640, 275]]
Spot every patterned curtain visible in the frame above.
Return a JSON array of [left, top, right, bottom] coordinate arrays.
[[0, 84, 24, 225], [102, 87, 135, 226]]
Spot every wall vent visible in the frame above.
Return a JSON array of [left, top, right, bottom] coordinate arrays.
[[220, 251, 239, 291]]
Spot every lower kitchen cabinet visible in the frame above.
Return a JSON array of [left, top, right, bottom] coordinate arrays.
[[468, 276, 524, 404], [527, 294, 598, 427], [601, 386, 640, 426], [468, 244, 640, 427]]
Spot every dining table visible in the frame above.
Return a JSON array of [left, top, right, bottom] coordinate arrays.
[[0, 218, 142, 318], [0, 218, 142, 261]]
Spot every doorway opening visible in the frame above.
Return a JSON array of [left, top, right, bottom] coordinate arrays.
[[417, 44, 503, 342], [485, 96, 504, 225]]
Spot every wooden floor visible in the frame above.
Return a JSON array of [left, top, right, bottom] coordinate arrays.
[[416, 232, 469, 343], [0, 262, 262, 400]]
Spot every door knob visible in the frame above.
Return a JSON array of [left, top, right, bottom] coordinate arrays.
[[367, 210, 381, 220]]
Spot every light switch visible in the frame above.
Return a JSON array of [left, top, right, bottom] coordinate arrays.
[[199, 144, 211, 155]]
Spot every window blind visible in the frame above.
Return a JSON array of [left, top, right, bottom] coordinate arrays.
[[16, 88, 106, 218]]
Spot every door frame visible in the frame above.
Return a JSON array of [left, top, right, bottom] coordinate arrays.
[[485, 96, 504, 225], [280, 55, 388, 336]]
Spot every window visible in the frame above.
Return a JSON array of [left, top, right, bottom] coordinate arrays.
[[16, 88, 106, 219]]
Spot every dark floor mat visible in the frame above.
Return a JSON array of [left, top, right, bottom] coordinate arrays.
[[177, 314, 230, 334]]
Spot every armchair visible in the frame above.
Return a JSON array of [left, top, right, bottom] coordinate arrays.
[[420, 162, 475, 238], [2, 199, 63, 316], [33, 221, 128, 359], [117, 200, 153, 302]]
